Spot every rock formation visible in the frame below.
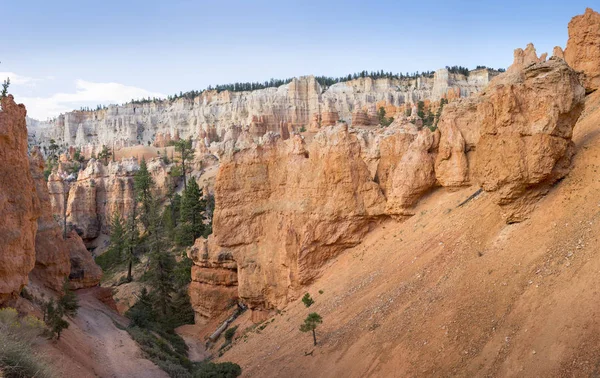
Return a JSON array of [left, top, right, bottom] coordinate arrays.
[[187, 238, 238, 324], [49, 157, 174, 242], [29, 149, 71, 291], [473, 56, 584, 222], [66, 230, 102, 289], [29, 71, 497, 153], [0, 95, 39, 304], [189, 126, 386, 321], [189, 42, 585, 320], [564, 8, 600, 92]]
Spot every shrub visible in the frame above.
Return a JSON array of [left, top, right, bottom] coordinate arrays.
[[302, 293, 314, 308], [194, 361, 241, 378], [0, 308, 55, 378], [224, 326, 238, 343]]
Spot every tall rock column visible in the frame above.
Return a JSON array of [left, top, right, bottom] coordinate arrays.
[[564, 8, 600, 93]]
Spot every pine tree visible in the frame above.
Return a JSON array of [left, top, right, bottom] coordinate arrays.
[[177, 179, 205, 246], [125, 209, 138, 283], [1, 77, 10, 98], [58, 279, 79, 317], [300, 312, 323, 346], [147, 197, 176, 318], [174, 138, 195, 189], [126, 287, 155, 328], [98, 145, 112, 165], [134, 157, 155, 230], [109, 212, 127, 260]]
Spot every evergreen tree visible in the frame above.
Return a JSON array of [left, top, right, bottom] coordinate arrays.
[[134, 157, 155, 230], [147, 197, 176, 318], [109, 211, 127, 262], [174, 138, 195, 189], [1, 77, 10, 98], [58, 279, 79, 317], [177, 179, 205, 246], [126, 287, 155, 328], [417, 101, 426, 120], [98, 145, 112, 165], [124, 211, 138, 283], [300, 312, 323, 346]]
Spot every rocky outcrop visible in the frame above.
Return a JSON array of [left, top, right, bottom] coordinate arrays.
[[65, 230, 102, 289], [564, 8, 600, 92], [385, 129, 439, 216], [194, 126, 385, 318], [29, 149, 71, 291], [187, 238, 238, 324], [49, 158, 174, 241], [473, 56, 584, 221], [0, 96, 40, 304], [30, 71, 497, 153]]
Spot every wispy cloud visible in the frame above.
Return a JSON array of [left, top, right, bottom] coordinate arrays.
[[0, 71, 40, 86], [19, 80, 165, 120]]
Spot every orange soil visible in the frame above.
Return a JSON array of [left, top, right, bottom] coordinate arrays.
[[40, 288, 167, 378], [214, 91, 600, 377]]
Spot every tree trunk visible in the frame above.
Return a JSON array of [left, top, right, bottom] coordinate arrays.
[[182, 157, 187, 190], [63, 182, 68, 239], [127, 260, 132, 283], [312, 329, 317, 346]]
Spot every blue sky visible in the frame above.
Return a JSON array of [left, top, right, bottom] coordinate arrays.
[[3, 0, 595, 119]]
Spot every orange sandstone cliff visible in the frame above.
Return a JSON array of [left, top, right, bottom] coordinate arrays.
[[189, 40, 585, 322]]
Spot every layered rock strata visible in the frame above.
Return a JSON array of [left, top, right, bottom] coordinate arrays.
[[29, 70, 497, 153]]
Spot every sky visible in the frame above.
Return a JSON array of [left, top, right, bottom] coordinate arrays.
[[2, 0, 595, 120]]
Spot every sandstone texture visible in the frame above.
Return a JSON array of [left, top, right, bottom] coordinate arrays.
[[187, 238, 238, 324], [0, 95, 39, 304], [564, 8, 600, 92], [473, 55, 585, 222], [189, 125, 386, 321]]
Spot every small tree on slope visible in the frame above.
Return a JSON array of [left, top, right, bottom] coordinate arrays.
[[300, 312, 323, 346]]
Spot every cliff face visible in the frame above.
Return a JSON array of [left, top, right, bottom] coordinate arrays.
[[29, 70, 496, 152], [189, 44, 585, 322], [0, 96, 40, 304], [29, 149, 71, 291]]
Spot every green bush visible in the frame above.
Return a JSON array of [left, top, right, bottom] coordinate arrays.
[[224, 326, 238, 343], [302, 293, 314, 307], [194, 361, 241, 378]]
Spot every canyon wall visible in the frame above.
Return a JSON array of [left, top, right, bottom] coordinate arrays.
[[29, 69, 497, 153], [0, 96, 40, 304], [0, 95, 102, 304], [189, 43, 586, 322]]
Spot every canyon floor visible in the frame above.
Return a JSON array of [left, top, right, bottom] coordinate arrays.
[[40, 288, 167, 378], [211, 91, 600, 377]]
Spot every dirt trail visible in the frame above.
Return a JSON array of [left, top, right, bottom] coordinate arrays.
[[42, 287, 168, 378]]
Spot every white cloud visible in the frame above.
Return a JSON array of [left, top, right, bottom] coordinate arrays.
[[19, 80, 166, 120], [0, 71, 39, 86]]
